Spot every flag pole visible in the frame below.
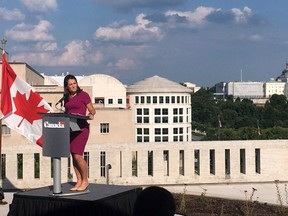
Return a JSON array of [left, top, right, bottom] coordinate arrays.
[[0, 38, 7, 203]]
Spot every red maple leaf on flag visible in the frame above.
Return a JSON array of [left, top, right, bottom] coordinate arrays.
[[13, 90, 50, 127]]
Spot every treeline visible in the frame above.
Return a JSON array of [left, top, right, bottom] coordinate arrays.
[[192, 88, 288, 140]]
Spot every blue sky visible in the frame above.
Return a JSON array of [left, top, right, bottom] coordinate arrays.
[[1, 0, 288, 87]]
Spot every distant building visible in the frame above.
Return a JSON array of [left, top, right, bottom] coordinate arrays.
[[127, 76, 192, 143], [275, 61, 288, 82], [215, 61, 288, 103], [264, 78, 285, 98], [183, 82, 201, 93], [226, 82, 264, 99]]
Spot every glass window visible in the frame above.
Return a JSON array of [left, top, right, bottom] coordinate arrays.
[[165, 96, 170, 103], [34, 153, 40, 179], [159, 96, 164, 104], [141, 96, 145, 104], [154, 108, 161, 115], [100, 151, 106, 177], [171, 96, 175, 103], [153, 96, 157, 104], [147, 96, 151, 104], [17, 153, 23, 179], [100, 123, 109, 133]]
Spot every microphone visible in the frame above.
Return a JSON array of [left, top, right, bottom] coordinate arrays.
[[56, 93, 67, 105]]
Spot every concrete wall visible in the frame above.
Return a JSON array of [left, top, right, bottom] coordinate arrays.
[[2, 140, 288, 189]]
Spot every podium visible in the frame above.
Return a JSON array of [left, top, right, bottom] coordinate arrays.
[[40, 113, 89, 196]]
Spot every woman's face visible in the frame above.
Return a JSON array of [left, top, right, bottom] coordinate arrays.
[[66, 78, 78, 94]]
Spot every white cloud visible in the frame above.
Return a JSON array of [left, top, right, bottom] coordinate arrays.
[[57, 40, 90, 65], [5, 20, 55, 42], [11, 40, 103, 67], [165, 7, 216, 28], [115, 58, 138, 70], [0, 7, 25, 21], [231, 6, 252, 24], [247, 34, 263, 42], [21, 0, 57, 12], [35, 42, 58, 51], [94, 13, 163, 43]]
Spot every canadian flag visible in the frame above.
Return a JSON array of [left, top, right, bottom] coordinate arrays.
[[0, 53, 53, 146]]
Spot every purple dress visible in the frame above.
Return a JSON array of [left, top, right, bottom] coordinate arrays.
[[64, 91, 91, 155]]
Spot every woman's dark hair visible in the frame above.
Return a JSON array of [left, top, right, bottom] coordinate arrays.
[[63, 74, 82, 97]]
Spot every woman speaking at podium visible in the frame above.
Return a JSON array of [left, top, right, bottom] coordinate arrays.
[[63, 74, 96, 191]]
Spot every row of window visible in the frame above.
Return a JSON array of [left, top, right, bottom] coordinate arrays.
[[136, 108, 190, 124], [1, 148, 261, 180], [135, 95, 190, 105], [94, 97, 123, 105], [136, 127, 186, 142]]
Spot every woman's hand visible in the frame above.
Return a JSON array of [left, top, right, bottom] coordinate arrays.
[[86, 102, 96, 120], [88, 113, 94, 120]]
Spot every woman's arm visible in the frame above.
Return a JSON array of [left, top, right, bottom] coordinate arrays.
[[86, 102, 96, 120]]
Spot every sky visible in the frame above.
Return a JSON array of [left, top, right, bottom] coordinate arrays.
[[1, 0, 288, 87]]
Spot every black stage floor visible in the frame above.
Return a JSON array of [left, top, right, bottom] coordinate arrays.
[[8, 183, 142, 216]]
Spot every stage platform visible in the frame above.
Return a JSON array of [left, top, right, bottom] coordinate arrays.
[[8, 183, 142, 216]]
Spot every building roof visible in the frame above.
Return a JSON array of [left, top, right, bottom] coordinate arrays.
[[126, 75, 192, 93]]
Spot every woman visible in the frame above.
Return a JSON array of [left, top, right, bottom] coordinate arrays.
[[63, 74, 95, 191]]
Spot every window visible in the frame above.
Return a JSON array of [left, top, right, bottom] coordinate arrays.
[[159, 96, 164, 104], [225, 149, 230, 175], [148, 151, 153, 176], [141, 96, 145, 104], [173, 127, 183, 142], [194, 150, 200, 175], [67, 157, 72, 180], [34, 153, 40, 178], [84, 152, 90, 178], [154, 128, 169, 142], [100, 151, 106, 177], [135, 96, 139, 104], [146, 96, 151, 104], [240, 149, 246, 174], [255, 148, 261, 174], [171, 96, 175, 103], [132, 151, 138, 176], [137, 108, 149, 123], [179, 150, 184, 175], [163, 150, 169, 176], [118, 98, 123, 104], [100, 123, 109, 133], [165, 96, 170, 104], [136, 128, 149, 142], [2, 125, 10, 135], [154, 108, 168, 123], [108, 98, 113, 104], [1, 154, 6, 180], [210, 149, 215, 175], [95, 97, 104, 104], [173, 108, 184, 123], [17, 153, 23, 179], [153, 96, 157, 104]]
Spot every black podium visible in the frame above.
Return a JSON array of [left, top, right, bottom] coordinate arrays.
[[40, 113, 89, 196]]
